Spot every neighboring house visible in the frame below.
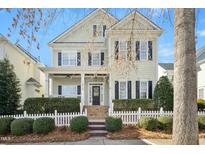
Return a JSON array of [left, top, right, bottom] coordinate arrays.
[[0, 35, 45, 104], [158, 63, 174, 82], [45, 9, 163, 113], [197, 45, 205, 100]]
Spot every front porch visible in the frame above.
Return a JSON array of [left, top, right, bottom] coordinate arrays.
[[45, 71, 113, 114]]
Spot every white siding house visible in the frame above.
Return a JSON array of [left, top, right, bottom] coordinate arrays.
[[45, 9, 163, 112], [158, 63, 174, 82], [0, 35, 45, 104]]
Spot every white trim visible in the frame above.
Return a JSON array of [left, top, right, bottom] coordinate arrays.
[[91, 51, 101, 66], [139, 39, 148, 61], [118, 40, 128, 61], [61, 51, 77, 66], [88, 82, 104, 105], [139, 80, 149, 99]]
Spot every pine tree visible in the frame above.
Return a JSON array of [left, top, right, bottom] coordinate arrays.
[[0, 58, 21, 115], [154, 76, 173, 110]]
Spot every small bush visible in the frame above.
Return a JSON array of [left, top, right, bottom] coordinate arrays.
[[157, 116, 173, 131], [113, 99, 155, 111], [197, 99, 205, 111], [198, 116, 205, 130], [70, 116, 88, 133], [0, 117, 15, 135], [138, 117, 157, 131], [33, 117, 55, 134], [24, 97, 80, 114], [105, 117, 122, 132], [11, 118, 34, 136]]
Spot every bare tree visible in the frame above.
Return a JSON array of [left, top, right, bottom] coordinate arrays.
[[172, 8, 198, 145]]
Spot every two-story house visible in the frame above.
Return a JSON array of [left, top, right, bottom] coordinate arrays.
[[0, 34, 45, 105], [45, 9, 163, 114]]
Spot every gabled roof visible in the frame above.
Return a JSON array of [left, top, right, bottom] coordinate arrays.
[[48, 8, 119, 45], [196, 45, 205, 63], [26, 77, 41, 87], [108, 10, 162, 31], [159, 63, 174, 70]]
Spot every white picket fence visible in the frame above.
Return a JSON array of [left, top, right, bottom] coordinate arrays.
[[0, 110, 87, 127], [109, 107, 205, 125]]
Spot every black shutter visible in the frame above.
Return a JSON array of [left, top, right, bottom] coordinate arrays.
[[101, 52, 104, 65], [136, 81, 140, 99], [93, 25, 97, 37], [103, 25, 106, 37], [115, 41, 119, 60], [127, 81, 132, 99], [77, 52, 81, 66], [148, 41, 153, 60], [115, 81, 119, 99], [127, 41, 131, 60], [58, 52, 62, 66], [58, 85, 62, 95], [77, 85, 81, 95], [135, 41, 140, 60], [88, 52, 92, 66], [148, 81, 153, 99]]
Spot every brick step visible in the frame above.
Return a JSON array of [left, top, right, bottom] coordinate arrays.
[[88, 120, 105, 125], [88, 125, 106, 130], [89, 130, 107, 137]]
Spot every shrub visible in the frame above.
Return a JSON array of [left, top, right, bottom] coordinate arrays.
[[0, 117, 15, 135], [33, 117, 55, 134], [198, 116, 205, 130], [113, 99, 155, 111], [154, 76, 173, 110], [105, 117, 122, 132], [11, 118, 34, 136], [24, 97, 80, 114], [157, 116, 173, 131], [138, 117, 157, 131], [70, 116, 88, 133], [197, 99, 205, 111]]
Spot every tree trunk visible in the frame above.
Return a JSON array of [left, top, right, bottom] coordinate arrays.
[[172, 8, 199, 145]]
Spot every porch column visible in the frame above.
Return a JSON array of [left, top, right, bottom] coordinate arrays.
[[109, 73, 113, 112], [45, 73, 50, 97], [80, 73, 85, 113]]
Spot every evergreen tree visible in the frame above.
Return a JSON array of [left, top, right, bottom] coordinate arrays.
[[0, 59, 21, 115], [154, 76, 173, 110]]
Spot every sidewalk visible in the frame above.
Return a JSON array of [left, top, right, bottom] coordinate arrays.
[[144, 139, 205, 145]]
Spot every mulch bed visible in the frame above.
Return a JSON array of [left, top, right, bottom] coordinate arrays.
[[107, 125, 205, 140], [0, 127, 90, 144]]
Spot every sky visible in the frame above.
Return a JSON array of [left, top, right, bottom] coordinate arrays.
[[0, 8, 205, 66]]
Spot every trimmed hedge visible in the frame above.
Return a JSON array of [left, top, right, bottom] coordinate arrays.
[[157, 116, 173, 131], [113, 99, 155, 111], [33, 117, 55, 134], [0, 117, 15, 135], [197, 99, 205, 111], [24, 97, 80, 114], [70, 116, 88, 133], [105, 117, 122, 132], [11, 118, 34, 136], [198, 116, 205, 130], [138, 117, 157, 131]]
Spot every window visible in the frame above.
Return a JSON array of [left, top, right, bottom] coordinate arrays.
[[93, 25, 97, 37], [62, 52, 77, 66], [119, 81, 127, 99], [140, 81, 148, 98], [119, 41, 127, 60], [62, 85, 77, 97], [92, 52, 101, 66], [199, 88, 204, 99], [140, 41, 148, 60]]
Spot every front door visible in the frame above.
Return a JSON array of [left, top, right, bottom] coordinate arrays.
[[92, 86, 100, 105]]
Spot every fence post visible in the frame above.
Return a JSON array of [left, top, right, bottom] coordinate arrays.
[[54, 110, 57, 126], [23, 111, 27, 117], [138, 107, 141, 120], [84, 108, 87, 116], [160, 107, 164, 116]]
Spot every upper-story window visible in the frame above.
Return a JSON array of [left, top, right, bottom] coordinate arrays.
[[93, 25, 97, 37], [92, 53, 100, 65], [62, 52, 77, 66], [88, 52, 104, 66], [119, 41, 128, 60], [135, 40, 153, 61], [140, 41, 148, 60]]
